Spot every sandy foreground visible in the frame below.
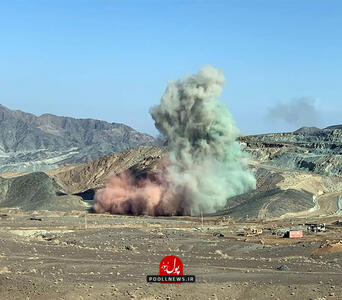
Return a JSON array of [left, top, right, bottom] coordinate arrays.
[[1, 209, 342, 300]]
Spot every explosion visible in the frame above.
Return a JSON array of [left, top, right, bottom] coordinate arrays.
[[94, 66, 256, 216]]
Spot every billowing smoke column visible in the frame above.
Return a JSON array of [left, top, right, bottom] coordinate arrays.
[[95, 66, 256, 216]]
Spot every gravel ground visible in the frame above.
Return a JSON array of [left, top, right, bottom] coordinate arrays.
[[1, 210, 342, 299]]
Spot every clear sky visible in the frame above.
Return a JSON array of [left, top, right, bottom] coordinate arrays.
[[1, 0, 341, 136]]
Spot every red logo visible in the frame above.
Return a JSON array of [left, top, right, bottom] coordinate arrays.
[[159, 255, 183, 284], [146, 255, 195, 284]]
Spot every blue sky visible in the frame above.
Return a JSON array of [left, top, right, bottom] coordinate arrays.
[[0, 0, 341, 136]]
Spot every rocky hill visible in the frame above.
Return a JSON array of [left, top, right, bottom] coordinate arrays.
[[0, 146, 165, 210], [239, 126, 342, 176], [0, 104, 155, 172], [212, 162, 342, 220], [210, 125, 342, 220], [0, 172, 86, 211], [48, 146, 166, 195]]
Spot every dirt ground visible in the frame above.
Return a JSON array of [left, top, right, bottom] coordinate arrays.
[[1, 209, 342, 300]]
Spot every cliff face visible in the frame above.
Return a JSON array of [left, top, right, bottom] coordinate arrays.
[[0, 105, 155, 172], [239, 126, 342, 176]]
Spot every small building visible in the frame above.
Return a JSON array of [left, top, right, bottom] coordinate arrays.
[[283, 230, 303, 238], [289, 230, 303, 238]]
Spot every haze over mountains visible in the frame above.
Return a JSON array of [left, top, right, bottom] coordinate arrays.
[[0, 104, 155, 172]]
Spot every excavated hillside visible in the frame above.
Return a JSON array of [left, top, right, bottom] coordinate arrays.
[[215, 162, 342, 220], [214, 126, 342, 220], [239, 126, 342, 176]]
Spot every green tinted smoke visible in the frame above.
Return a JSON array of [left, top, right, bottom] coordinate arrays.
[[150, 66, 256, 214]]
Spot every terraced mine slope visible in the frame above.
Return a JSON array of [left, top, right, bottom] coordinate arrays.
[[239, 126, 342, 176], [215, 162, 342, 220]]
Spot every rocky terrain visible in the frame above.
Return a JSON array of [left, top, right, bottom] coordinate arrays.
[[48, 146, 166, 195], [1, 124, 342, 221], [1, 125, 342, 299], [2, 125, 342, 221], [0, 172, 86, 211], [1, 210, 342, 300], [0, 146, 165, 211], [239, 126, 342, 176], [0, 104, 155, 172], [215, 161, 342, 221]]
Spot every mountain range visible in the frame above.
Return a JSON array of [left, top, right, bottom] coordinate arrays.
[[0, 104, 155, 172], [1, 104, 342, 220]]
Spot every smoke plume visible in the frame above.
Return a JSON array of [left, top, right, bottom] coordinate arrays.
[[95, 66, 256, 216], [267, 97, 321, 128]]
